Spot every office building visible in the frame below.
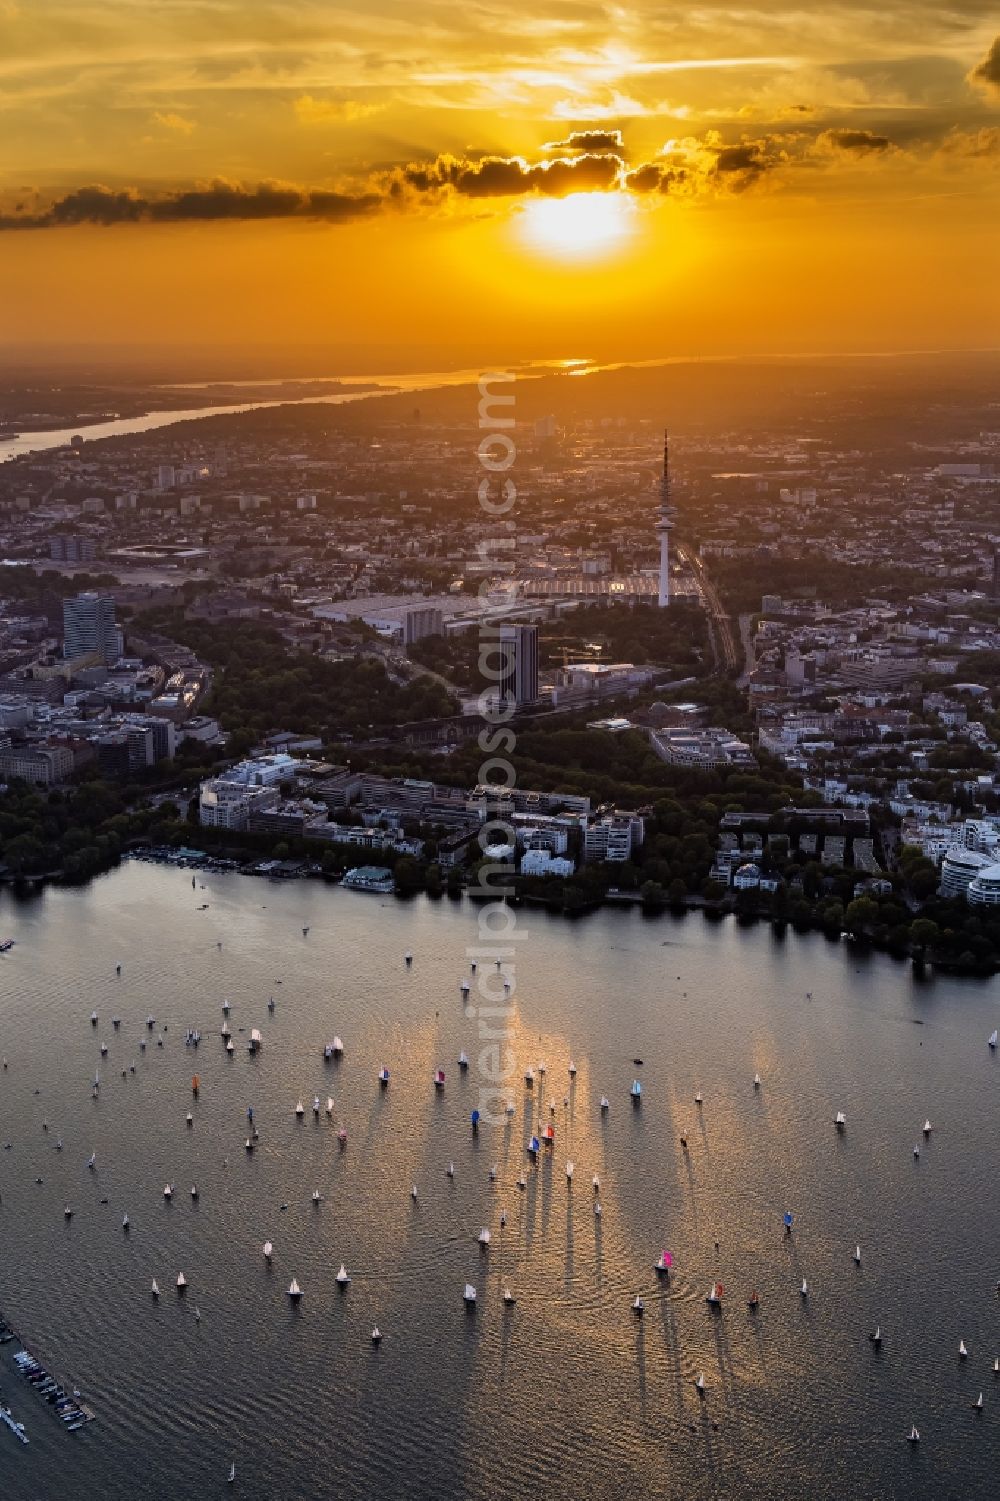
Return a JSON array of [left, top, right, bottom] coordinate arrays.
[[403, 606, 444, 646], [63, 591, 117, 663], [0, 744, 75, 786], [497, 624, 539, 707], [50, 534, 97, 563]]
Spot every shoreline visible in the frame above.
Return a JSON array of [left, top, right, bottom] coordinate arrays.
[[1, 846, 987, 979]]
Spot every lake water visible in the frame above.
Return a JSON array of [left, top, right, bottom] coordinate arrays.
[[0, 863, 998, 1500]]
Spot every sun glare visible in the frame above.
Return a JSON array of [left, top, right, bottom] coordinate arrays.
[[518, 192, 634, 260]]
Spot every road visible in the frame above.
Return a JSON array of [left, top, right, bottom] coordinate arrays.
[[675, 542, 740, 674]]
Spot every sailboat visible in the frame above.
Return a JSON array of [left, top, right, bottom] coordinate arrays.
[[592, 1175, 600, 1193], [695, 1374, 706, 1394], [163, 1184, 173, 1199], [695, 1092, 703, 1105], [907, 1425, 919, 1444], [568, 1060, 577, 1077], [378, 1068, 390, 1087], [753, 1073, 761, 1089], [922, 1120, 932, 1136], [311, 1189, 321, 1204], [632, 1296, 644, 1317], [263, 1242, 273, 1261], [566, 1160, 574, 1181], [434, 1069, 446, 1089], [960, 1340, 968, 1358], [312, 1097, 320, 1116], [870, 1326, 881, 1345], [371, 1327, 382, 1345], [405, 952, 413, 965], [800, 1279, 808, 1297], [973, 1392, 984, 1411], [288, 1279, 302, 1302], [503, 1288, 516, 1306], [447, 1162, 455, 1179], [835, 1111, 846, 1131], [524, 1067, 534, 1087], [336, 1264, 351, 1287], [332, 1037, 344, 1057], [227, 1462, 236, 1484], [990, 1030, 998, 1050], [630, 1080, 642, 1101], [295, 1100, 304, 1118], [176, 1272, 187, 1291], [151, 1279, 159, 1298], [87, 1152, 96, 1170], [463, 1284, 477, 1306], [527, 1135, 540, 1157], [325, 1097, 334, 1116], [913, 1144, 920, 1158], [122, 1214, 130, 1232], [705, 1281, 724, 1307], [994, 1357, 999, 1376], [655, 1251, 671, 1276], [600, 1096, 610, 1112], [854, 1245, 861, 1265], [458, 1051, 469, 1069], [478, 1228, 491, 1247]]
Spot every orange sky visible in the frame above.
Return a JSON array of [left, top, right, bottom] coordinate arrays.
[[1, 3, 999, 365]]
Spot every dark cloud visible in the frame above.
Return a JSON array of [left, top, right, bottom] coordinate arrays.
[[395, 151, 622, 199], [0, 180, 381, 230], [543, 129, 624, 153], [970, 36, 1000, 92], [816, 128, 893, 154], [624, 162, 690, 195], [710, 135, 790, 191]]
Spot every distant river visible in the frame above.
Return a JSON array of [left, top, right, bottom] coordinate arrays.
[[1, 863, 998, 1500], [0, 361, 581, 465]]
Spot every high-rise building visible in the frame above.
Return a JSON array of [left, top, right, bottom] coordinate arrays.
[[50, 534, 97, 563], [403, 606, 444, 646], [157, 464, 176, 491], [497, 624, 539, 707], [63, 591, 117, 663], [656, 430, 675, 608], [992, 548, 1000, 600]]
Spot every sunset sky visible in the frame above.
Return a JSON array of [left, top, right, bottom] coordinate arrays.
[[1, 2, 999, 366]]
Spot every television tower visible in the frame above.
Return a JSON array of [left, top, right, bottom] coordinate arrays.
[[656, 429, 675, 608]]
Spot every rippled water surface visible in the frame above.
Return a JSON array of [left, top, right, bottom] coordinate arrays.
[[1, 864, 999, 1500]]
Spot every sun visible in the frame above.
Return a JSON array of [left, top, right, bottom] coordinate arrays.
[[518, 191, 635, 260]]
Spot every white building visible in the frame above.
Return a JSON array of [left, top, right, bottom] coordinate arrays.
[[939, 847, 993, 898], [197, 754, 299, 829], [520, 849, 575, 878], [584, 814, 644, 863], [967, 864, 1000, 906]]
